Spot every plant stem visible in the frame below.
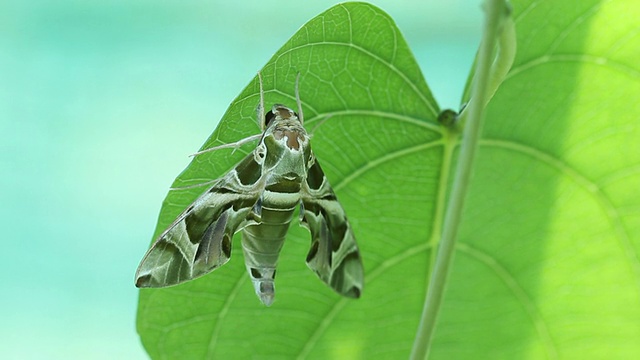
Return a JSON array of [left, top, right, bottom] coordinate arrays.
[[410, 1, 513, 359]]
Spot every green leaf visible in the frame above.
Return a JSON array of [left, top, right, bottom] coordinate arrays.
[[137, 0, 640, 359], [432, 0, 640, 358], [137, 3, 441, 359]]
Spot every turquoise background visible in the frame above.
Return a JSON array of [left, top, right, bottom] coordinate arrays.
[[0, 1, 480, 358]]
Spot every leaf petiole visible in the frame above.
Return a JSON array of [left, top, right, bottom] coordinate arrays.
[[410, 1, 515, 359]]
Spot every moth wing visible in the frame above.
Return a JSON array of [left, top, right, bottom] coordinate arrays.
[[301, 158, 363, 298], [135, 153, 263, 287]]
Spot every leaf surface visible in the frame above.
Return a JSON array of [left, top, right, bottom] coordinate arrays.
[[433, 0, 640, 358], [138, 3, 441, 359], [137, 1, 640, 359]]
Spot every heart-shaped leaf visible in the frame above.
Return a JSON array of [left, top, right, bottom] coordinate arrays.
[[137, 1, 640, 358], [137, 3, 441, 359]]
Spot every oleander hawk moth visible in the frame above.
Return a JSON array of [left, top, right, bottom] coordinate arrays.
[[135, 73, 363, 306]]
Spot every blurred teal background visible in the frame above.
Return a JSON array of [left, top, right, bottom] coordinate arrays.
[[0, 1, 480, 358]]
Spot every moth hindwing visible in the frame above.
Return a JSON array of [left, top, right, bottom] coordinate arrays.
[[135, 73, 364, 306]]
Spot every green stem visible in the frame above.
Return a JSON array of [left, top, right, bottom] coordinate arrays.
[[410, 1, 514, 359]]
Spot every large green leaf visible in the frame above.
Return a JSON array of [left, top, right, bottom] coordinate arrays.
[[432, 0, 640, 358], [137, 1, 640, 359], [138, 3, 440, 359]]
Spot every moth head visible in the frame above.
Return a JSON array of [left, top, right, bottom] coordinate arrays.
[[258, 104, 311, 177], [265, 104, 299, 127], [263, 104, 308, 152]]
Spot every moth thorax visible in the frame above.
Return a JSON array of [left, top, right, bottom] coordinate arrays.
[[268, 144, 307, 184], [273, 127, 305, 151]]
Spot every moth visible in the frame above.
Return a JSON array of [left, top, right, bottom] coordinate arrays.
[[135, 73, 363, 306]]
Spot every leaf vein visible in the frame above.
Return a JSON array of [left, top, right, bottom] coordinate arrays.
[[206, 272, 248, 358], [296, 242, 431, 359], [507, 54, 640, 80], [482, 139, 640, 296], [335, 140, 444, 192], [456, 243, 559, 359], [274, 42, 438, 116]]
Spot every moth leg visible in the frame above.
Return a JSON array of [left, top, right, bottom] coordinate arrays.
[[169, 179, 217, 191], [295, 72, 304, 125], [309, 114, 334, 136], [257, 71, 266, 130], [190, 133, 262, 157]]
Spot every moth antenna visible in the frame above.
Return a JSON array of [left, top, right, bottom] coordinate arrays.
[[189, 133, 262, 157], [295, 72, 304, 125], [258, 71, 266, 130]]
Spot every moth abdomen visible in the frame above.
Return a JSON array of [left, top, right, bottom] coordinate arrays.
[[240, 203, 296, 306]]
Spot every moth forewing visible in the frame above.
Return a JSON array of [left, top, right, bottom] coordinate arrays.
[[135, 72, 364, 305], [135, 154, 264, 287]]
